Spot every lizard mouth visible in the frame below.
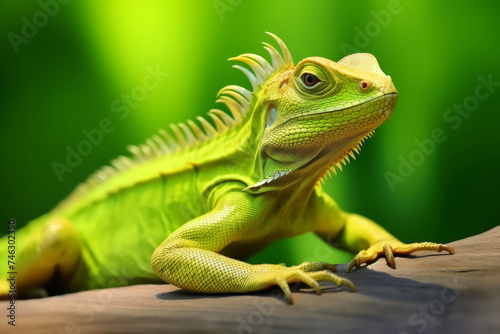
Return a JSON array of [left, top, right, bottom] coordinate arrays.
[[290, 92, 398, 123]]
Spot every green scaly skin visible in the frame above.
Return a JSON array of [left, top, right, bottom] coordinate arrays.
[[0, 33, 454, 304]]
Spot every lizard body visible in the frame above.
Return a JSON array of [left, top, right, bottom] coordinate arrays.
[[1, 33, 453, 303]]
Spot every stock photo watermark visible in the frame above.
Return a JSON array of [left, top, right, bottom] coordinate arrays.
[[385, 74, 499, 192], [56, 267, 134, 334], [5, 219, 17, 327], [225, 289, 280, 334], [213, 0, 244, 21], [51, 65, 168, 182], [7, 0, 71, 54], [399, 277, 466, 334], [340, 0, 410, 56], [300, 234, 341, 264]]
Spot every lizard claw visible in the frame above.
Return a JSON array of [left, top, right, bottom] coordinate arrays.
[[383, 244, 396, 269], [323, 263, 337, 272], [346, 258, 358, 273], [439, 244, 455, 254], [346, 241, 455, 273], [339, 277, 356, 292]]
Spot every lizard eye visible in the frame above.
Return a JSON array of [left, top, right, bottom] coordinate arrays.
[[357, 80, 372, 92], [301, 73, 321, 88]]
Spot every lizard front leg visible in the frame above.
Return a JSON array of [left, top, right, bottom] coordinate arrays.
[[151, 192, 354, 304], [312, 190, 454, 272]]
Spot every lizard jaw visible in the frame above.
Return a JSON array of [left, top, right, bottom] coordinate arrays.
[[244, 130, 375, 192]]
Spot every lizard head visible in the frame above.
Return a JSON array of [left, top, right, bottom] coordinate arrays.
[[243, 34, 397, 192]]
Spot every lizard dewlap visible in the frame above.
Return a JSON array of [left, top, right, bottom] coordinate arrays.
[[0, 33, 454, 304]]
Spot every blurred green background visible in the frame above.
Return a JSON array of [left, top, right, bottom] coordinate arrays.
[[1, 1, 499, 266]]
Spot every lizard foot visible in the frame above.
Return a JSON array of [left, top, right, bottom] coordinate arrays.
[[262, 262, 355, 304], [346, 241, 455, 273]]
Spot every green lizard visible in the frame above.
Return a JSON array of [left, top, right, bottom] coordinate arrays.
[[1, 32, 454, 304]]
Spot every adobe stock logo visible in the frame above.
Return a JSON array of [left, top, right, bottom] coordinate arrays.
[[384, 75, 499, 192], [51, 65, 168, 183], [213, 0, 244, 21], [7, 0, 71, 54], [339, 0, 406, 56]]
